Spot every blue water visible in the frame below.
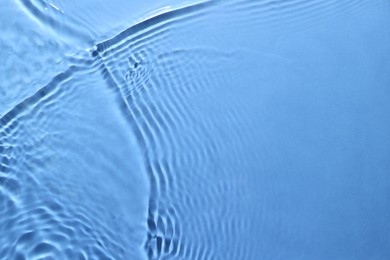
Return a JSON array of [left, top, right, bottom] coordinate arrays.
[[1, 0, 390, 259]]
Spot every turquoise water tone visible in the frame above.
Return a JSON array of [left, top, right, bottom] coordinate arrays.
[[1, 0, 390, 259]]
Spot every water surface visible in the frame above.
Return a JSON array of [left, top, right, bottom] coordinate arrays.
[[1, 0, 390, 259]]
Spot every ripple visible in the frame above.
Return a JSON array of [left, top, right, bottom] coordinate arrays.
[[0, 47, 146, 258], [89, 1, 276, 258], [3, 0, 390, 259]]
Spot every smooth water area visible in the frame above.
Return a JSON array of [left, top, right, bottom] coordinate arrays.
[[1, 0, 390, 259]]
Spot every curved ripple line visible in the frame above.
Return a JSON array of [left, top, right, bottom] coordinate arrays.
[[94, 20, 244, 257], [95, 0, 216, 54], [0, 60, 94, 131]]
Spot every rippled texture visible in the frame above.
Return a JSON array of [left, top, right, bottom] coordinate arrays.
[[1, 0, 390, 259]]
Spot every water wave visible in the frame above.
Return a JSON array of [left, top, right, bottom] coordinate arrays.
[[3, 0, 390, 259]]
